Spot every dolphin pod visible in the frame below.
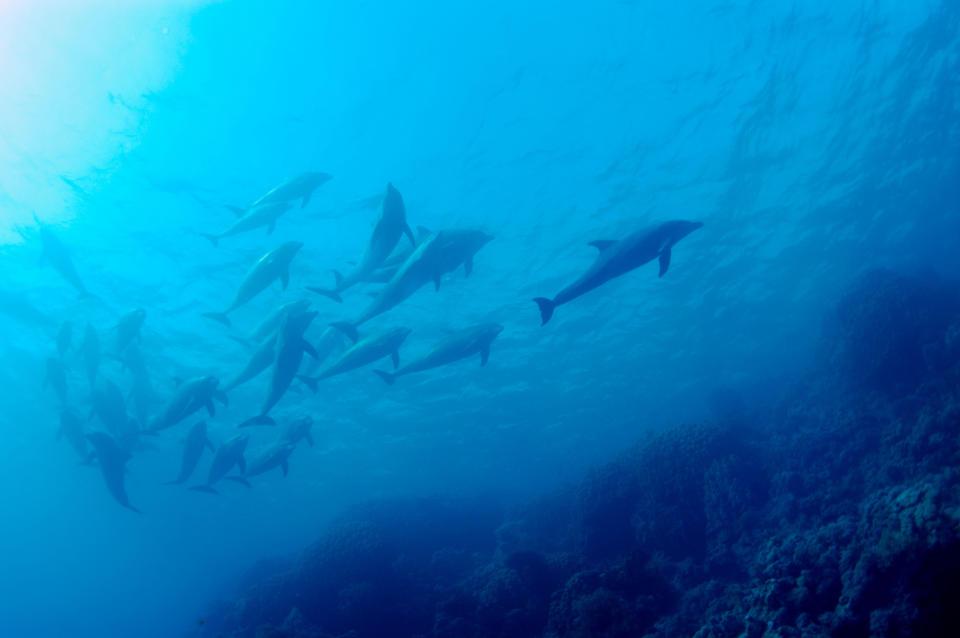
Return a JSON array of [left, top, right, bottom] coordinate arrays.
[[533, 220, 703, 325]]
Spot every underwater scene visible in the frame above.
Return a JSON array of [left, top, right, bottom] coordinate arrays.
[[1, 1, 959, 637]]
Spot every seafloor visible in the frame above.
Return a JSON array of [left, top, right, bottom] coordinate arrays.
[[201, 268, 960, 638]]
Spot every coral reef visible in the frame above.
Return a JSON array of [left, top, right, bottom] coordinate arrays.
[[202, 270, 960, 638]]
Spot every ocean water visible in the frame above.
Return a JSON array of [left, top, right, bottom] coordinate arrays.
[[1, 2, 958, 637]]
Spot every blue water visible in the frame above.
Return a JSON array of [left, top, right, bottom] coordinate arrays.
[[0, 2, 957, 637]]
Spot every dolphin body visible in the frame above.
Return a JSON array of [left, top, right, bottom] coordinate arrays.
[[44, 357, 68, 405], [240, 310, 318, 427], [249, 171, 332, 209], [330, 229, 493, 341], [82, 323, 100, 389], [533, 220, 703, 325], [201, 201, 293, 247], [191, 433, 249, 494], [91, 378, 141, 452], [148, 375, 227, 433], [34, 213, 92, 297], [164, 421, 214, 485], [281, 416, 314, 447], [309, 183, 415, 301], [86, 431, 141, 513], [57, 409, 89, 460], [374, 323, 504, 385], [203, 241, 304, 327], [222, 333, 278, 392], [300, 327, 411, 392], [240, 299, 311, 346], [114, 309, 146, 353], [240, 441, 297, 479]]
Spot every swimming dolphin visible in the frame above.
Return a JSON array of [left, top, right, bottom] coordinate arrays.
[[86, 431, 141, 513], [249, 171, 332, 209], [300, 327, 411, 391], [164, 421, 214, 485], [281, 415, 314, 447], [239, 310, 318, 427], [240, 441, 297, 479], [56, 321, 73, 358], [191, 433, 249, 494], [114, 308, 146, 353], [201, 201, 293, 247], [203, 241, 304, 327], [148, 375, 227, 433], [374, 323, 504, 385], [330, 229, 493, 341], [308, 183, 415, 301], [91, 377, 141, 451], [222, 333, 278, 393], [57, 408, 88, 460], [44, 357, 68, 405], [238, 299, 311, 346], [533, 220, 703, 325], [34, 213, 92, 297], [82, 323, 100, 389]]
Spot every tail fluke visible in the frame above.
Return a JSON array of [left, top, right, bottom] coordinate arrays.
[[373, 370, 396, 386], [533, 297, 555, 326], [239, 415, 276, 428], [123, 503, 143, 514], [307, 286, 342, 303], [202, 312, 231, 327]]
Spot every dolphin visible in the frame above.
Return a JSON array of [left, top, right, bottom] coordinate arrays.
[[86, 431, 141, 513], [44, 357, 68, 405], [281, 415, 314, 447], [374, 323, 504, 385], [34, 213, 92, 297], [148, 375, 228, 433], [164, 421, 214, 485], [222, 333, 278, 393], [201, 201, 293, 247], [308, 183, 415, 301], [300, 327, 411, 391], [239, 310, 318, 427], [238, 299, 311, 346], [533, 220, 703, 325], [119, 344, 157, 431], [203, 241, 304, 327], [114, 308, 146, 353], [91, 377, 141, 452], [57, 408, 88, 460], [191, 433, 249, 494], [240, 441, 297, 479], [330, 229, 493, 341], [249, 171, 332, 209], [82, 323, 100, 389], [56, 321, 73, 358]]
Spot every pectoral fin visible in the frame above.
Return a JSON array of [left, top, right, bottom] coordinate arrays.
[[304, 432, 314, 447], [464, 257, 474, 277], [391, 349, 400, 370], [480, 345, 490, 366], [237, 455, 246, 474], [658, 247, 672, 278], [302, 340, 318, 359], [281, 459, 289, 477], [588, 240, 617, 252], [205, 399, 215, 417], [280, 268, 289, 291], [205, 437, 215, 452]]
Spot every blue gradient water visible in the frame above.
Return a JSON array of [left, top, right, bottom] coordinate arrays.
[[0, 2, 957, 637]]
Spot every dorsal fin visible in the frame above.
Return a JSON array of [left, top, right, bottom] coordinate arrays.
[[588, 240, 617, 252]]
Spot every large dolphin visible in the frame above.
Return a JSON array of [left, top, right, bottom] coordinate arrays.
[[34, 213, 92, 297], [374, 323, 504, 385], [222, 333, 278, 392], [82, 323, 100, 389], [249, 171, 332, 209], [203, 241, 304, 327], [201, 201, 293, 247], [164, 421, 214, 485], [191, 433, 249, 494], [533, 220, 703, 325], [240, 441, 297, 479], [91, 378, 141, 451], [329, 229, 493, 341], [308, 183, 415, 301], [281, 415, 314, 447], [300, 327, 411, 392], [148, 375, 227, 433], [86, 431, 141, 513], [44, 357, 68, 405], [57, 408, 89, 460], [114, 308, 146, 353], [240, 310, 318, 427]]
